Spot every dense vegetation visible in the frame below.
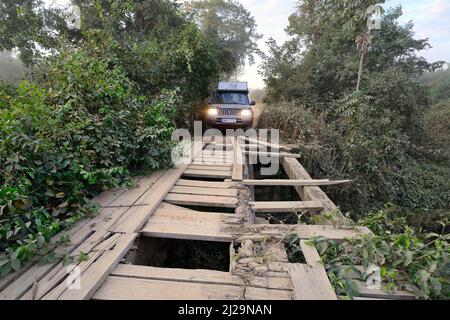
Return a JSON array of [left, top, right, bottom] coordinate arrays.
[[0, 0, 259, 276], [259, 0, 449, 299]]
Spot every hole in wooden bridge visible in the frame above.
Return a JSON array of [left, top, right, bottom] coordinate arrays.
[[126, 237, 231, 272]]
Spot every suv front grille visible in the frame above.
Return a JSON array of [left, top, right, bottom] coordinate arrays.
[[218, 109, 241, 116]]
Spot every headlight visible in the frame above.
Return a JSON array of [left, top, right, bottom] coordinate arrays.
[[241, 109, 252, 116], [207, 108, 218, 115]]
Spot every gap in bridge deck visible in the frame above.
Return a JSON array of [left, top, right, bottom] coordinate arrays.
[[175, 204, 236, 214], [126, 237, 231, 272], [253, 164, 301, 202], [180, 176, 228, 182], [252, 164, 313, 225]]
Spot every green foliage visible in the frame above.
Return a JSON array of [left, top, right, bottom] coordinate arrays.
[[259, 4, 449, 216], [420, 65, 450, 104], [262, 6, 440, 103], [312, 208, 449, 300], [423, 98, 450, 161], [185, 0, 262, 77], [0, 37, 175, 276]]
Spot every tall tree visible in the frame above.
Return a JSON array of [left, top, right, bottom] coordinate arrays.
[[0, 0, 69, 65], [261, 1, 441, 103], [184, 0, 262, 77]]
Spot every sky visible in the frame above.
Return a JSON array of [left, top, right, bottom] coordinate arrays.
[[237, 0, 450, 89]]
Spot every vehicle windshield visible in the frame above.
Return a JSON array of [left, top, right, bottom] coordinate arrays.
[[212, 92, 249, 105]]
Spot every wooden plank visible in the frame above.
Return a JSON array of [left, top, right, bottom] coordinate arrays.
[[244, 287, 293, 300], [243, 179, 351, 186], [142, 220, 232, 242], [86, 206, 130, 232], [295, 225, 371, 241], [108, 170, 166, 207], [165, 193, 238, 208], [170, 186, 238, 197], [183, 169, 232, 179], [0, 208, 127, 299], [142, 204, 232, 242], [188, 165, 233, 172], [245, 151, 301, 158], [110, 205, 154, 233], [176, 179, 238, 189], [287, 264, 337, 300], [300, 240, 323, 268], [232, 138, 244, 181], [250, 201, 323, 213], [238, 136, 291, 151], [57, 233, 137, 300], [153, 203, 230, 222], [93, 276, 243, 300], [117, 141, 201, 233], [92, 175, 143, 207], [111, 265, 292, 291], [355, 280, 415, 300], [21, 250, 104, 300], [0, 220, 96, 300], [234, 224, 370, 241], [281, 157, 339, 215], [193, 159, 234, 164]]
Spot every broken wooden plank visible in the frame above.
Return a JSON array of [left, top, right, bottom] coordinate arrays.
[[300, 240, 323, 269], [176, 179, 238, 189], [111, 264, 292, 291], [281, 157, 339, 215], [183, 169, 232, 179], [249, 201, 323, 213], [243, 179, 351, 186], [238, 136, 291, 151], [287, 263, 337, 300], [170, 186, 238, 197], [232, 138, 244, 181], [57, 233, 137, 300], [245, 151, 301, 158], [165, 193, 238, 208]]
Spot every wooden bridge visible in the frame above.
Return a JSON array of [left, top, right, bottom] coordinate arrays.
[[0, 136, 415, 300]]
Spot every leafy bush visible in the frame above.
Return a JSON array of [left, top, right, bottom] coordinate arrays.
[[0, 41, 175, 276], [311, 206, 449, 300], [258, 89, 450, 216]]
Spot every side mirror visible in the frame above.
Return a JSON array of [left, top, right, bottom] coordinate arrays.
[[251, 101, 256, 106]]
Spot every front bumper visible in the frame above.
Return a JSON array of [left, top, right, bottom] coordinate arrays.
[[205, 114, 253, 129]]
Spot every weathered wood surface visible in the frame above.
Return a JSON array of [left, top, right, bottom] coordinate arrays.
[[183, 169, 232, 179], [142, 203, 233, 242], [250, 201, 324, 213], [111, 264, 292, 291], [243, 179, 351, 186], [2, 137, 403, 301], [165, 193, 239, 208], [245, 151, 302, 158], [288, 264, 337, 300], [176, 179, 238, 189], [232, 138, 243, 181], [170, 185, 238, 197], [93, 266, 293, 300], [281, 157, 339, 214]]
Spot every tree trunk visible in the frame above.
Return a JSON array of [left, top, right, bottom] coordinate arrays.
[[356, 49, 365, 91]]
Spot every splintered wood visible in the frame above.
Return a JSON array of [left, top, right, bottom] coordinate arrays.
[[1, 137, 412, 301]]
